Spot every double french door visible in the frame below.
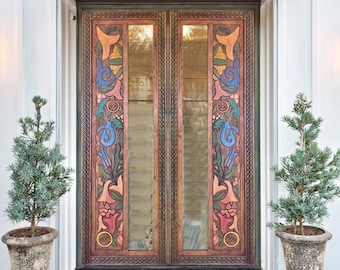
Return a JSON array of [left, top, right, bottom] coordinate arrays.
[[78, 6, 259, 269]]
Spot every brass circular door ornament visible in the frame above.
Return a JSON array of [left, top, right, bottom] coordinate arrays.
[[96, 231, 113, 248], [223, 231, 240, 248]]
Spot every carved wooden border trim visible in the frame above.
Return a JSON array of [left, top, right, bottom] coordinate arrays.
[[158, 10, 167, 263], [81, 9, 92, 264]]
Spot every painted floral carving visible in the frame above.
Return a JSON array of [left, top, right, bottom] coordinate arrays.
[[95, 25, 124, 249], [212, 25, 241, 248]]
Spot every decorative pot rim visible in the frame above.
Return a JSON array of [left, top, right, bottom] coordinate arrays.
[[275, 225, 332, 243], [1, 226, 58, 247]]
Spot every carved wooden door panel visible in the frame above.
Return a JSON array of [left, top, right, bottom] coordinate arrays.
[[78, 8, 259, 269]]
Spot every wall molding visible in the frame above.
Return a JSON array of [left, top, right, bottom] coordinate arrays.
[[259, 0, 277, 269], [55, 0, 77, 269]]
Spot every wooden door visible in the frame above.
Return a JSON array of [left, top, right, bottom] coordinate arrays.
[[78, 7, 259, 269]]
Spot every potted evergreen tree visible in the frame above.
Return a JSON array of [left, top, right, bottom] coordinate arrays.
[[1, 96, 73, 270], [268, 93, 340, 270]]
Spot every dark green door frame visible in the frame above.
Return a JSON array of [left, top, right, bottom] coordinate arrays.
[[76, 2, 260, 269]]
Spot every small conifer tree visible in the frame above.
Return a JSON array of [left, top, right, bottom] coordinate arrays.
[[5, 96, 72, 236], [268, 93, 340, 235]]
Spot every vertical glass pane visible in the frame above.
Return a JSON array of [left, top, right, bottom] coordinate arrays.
[[128, 25, 154, 250], [182, 25, 208, 250]]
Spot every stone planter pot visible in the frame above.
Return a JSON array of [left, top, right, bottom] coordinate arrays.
[[1, 226, 58, 270], [276, 226, 332, 270]]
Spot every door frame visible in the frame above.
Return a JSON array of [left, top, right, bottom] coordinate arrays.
[[76, 2, 261, 269]]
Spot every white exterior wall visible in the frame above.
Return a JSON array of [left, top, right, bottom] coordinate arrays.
[[312, 1, 340, 268], [0, 0, 59, 268], [0, 0, 340, 269], [0, 3, 24, 269], [261, 1, 340, 269]]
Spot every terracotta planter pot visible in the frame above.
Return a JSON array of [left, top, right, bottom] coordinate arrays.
[[276, 226, 332, 270], [1, 226, 58, 270]]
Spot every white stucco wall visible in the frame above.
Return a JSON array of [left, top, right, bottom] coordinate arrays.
[[274, 0, 340, 269], [0, 0, 339, 269], [0, 0, 60, 268], [0, 4, 24, 268], [312, 1, 340, 268]]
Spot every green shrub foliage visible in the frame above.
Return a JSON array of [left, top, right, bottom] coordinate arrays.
[[5, 96, 72, 236], [268, 93, 340, 235]]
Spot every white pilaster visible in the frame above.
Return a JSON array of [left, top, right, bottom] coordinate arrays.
[[54, 0, 77, 269], [260, 1, 278, 269], [312, 1, 340, 269], [0, 0, 58, 269], [0, 0, 24, 267]]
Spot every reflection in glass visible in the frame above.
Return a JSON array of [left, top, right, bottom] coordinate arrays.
[[128, 25, 154, 250], [182, 25, 208, 250]]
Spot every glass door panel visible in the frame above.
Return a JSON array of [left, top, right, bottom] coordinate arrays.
[[182, 25, 208, 250], [128, 25, 154, 251]]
